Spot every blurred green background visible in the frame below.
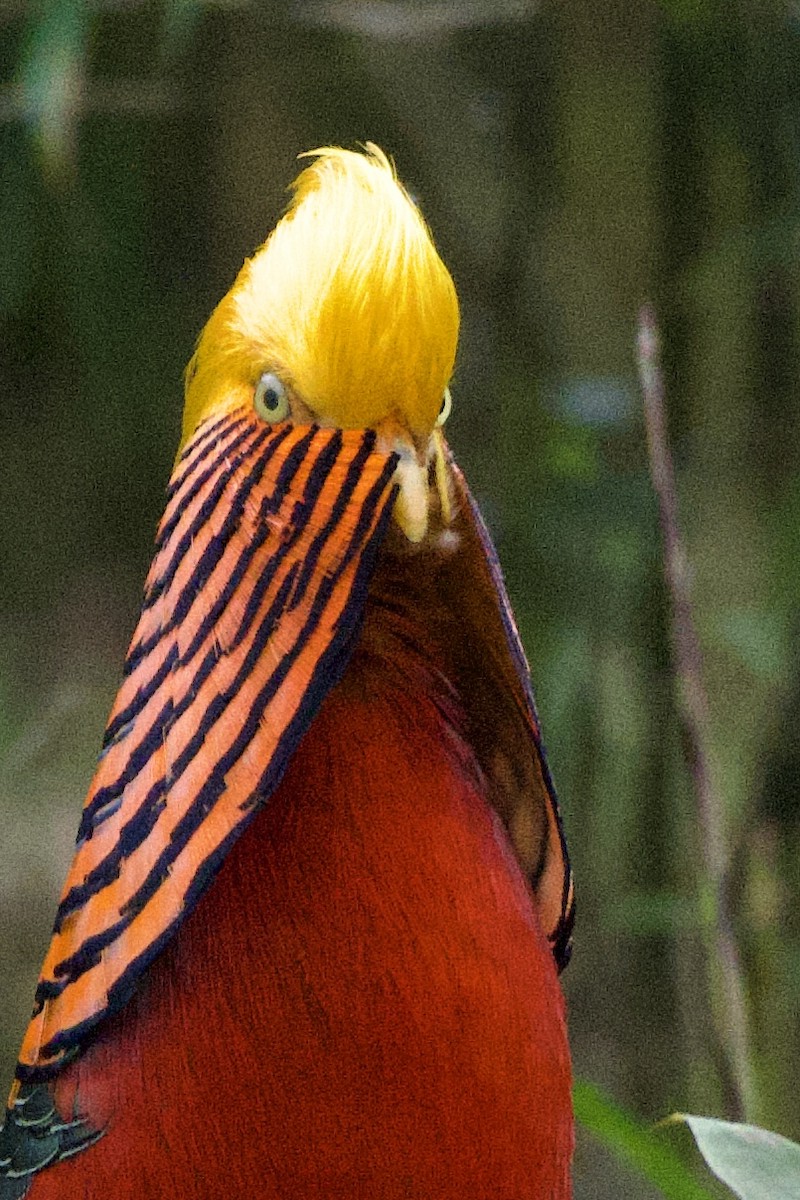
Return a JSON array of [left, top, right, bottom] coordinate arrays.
[[2, 1, 800, 1196]]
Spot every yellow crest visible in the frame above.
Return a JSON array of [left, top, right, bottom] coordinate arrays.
[[182, 144, 459, 444]]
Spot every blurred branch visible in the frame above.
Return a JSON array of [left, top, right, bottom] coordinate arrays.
[[637, 304, 755, 1122]]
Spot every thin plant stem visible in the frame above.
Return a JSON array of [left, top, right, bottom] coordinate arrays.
[[637, 303, 755, 1122]]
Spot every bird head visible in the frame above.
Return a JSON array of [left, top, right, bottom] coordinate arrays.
[[182, 144, 459, 543]]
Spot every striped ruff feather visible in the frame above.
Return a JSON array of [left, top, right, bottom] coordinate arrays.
[[13, 411, 398, 1084]]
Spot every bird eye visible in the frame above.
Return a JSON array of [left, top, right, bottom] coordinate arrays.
[[436, 387, 452, 427], [254, 373, 290, 423]]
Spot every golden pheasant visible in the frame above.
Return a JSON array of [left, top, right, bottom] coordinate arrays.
[[0, 144, 574, 1199]]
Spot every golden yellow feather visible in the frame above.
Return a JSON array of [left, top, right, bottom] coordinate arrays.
[[181, 144, 459, 447]]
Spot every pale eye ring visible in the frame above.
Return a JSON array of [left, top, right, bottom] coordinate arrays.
[[436, 386, 452, 427], [254, 372, 290, 423]]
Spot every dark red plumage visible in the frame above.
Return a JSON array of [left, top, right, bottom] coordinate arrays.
[[26, 525, 573, 1199]]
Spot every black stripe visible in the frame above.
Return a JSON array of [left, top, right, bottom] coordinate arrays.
[[176, 428, 344, 667], [169, 411, 245, 488], [332, 449, 398, 579], [73, 698, 173, 847], [46, 457, 397, 993], [229, 434, 375, 650], [102, 644, 178, 750], [162, 414, 245, 516], [157, 418, 262, 551], [124, 425, 286, 674], [287, 430, 378, 613], [81, 429, 328, 833], [54, 563, 301, 933], [141, 422, 275, 617], [160, 424, 314, 631], [35, 475, 398, 1067], [243, 473, 399, 809], [73, 582, 282, 865], [177, 410, 233, 461]]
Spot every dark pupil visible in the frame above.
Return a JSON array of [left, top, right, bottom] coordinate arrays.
[[439, 395, 446, 414], [263, 387, 281, 410]]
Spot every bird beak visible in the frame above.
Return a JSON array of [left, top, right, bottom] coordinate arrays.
[[375, 418, 452, 544]]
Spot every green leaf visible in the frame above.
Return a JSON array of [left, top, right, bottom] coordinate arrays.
[[677, 1115, 800, 1200], [574, 1081, 718, 1200]]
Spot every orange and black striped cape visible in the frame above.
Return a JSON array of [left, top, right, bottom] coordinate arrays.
[[1, 409, 574, 1199]]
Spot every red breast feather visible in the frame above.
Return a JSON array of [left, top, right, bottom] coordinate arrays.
[[23, 471, 573, 1200]]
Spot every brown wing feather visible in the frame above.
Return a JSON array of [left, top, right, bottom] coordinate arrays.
[[448, 464, 573, 966], [359, 455, 573, 970]]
